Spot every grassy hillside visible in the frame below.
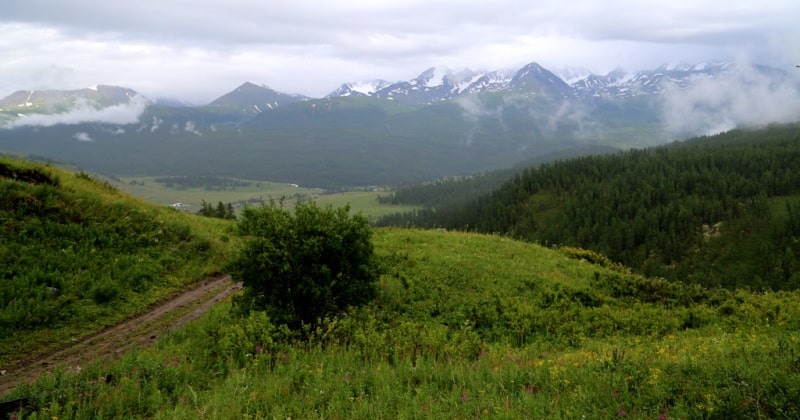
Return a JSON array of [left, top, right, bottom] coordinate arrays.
[[0, 157, 235, 365], [7, 228, 800, 418]]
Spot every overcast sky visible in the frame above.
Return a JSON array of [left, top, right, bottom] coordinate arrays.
[[2, 0, 799, 104]]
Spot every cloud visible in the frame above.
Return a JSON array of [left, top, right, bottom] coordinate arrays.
[[456, 92, 603, 147], [4, 95, 149, 128], [661, 63, 800, 136], [184, 121, 202, 136], [72, 131, 92, 142], [1, 1, 798, 102]]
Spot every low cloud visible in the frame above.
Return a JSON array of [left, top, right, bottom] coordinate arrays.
[[184, 121, 202, 136], [72, 131, 92, 142], [661, 64, 800, 137], [3, 95, 149, 128], [456, 93, 602, 147]]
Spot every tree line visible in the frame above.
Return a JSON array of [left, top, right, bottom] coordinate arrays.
[[377, 123, 800, 290], [154, 175, 252, 190]]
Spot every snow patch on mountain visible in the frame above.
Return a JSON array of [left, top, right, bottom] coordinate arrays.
[[327, 80, 391, 97]]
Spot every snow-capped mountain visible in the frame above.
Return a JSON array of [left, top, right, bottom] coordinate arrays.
[[570, 62, 739, 100], [333, 62, 576, 105], [508, 62, 574, 99], [369, 67, 487, 105], [326, 80, 392, 98], [328, 63, 574, 106], [461, 69, 515, 94], [1, 60, 792, 130], [554, 66, 594, 85]]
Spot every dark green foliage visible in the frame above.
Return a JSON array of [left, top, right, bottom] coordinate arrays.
[[376, 145, 619, 210], [154, 175, 252, 190], [382, 123, 800, 290], [228, 200, 378, 330], [196, 199, 236, 220]]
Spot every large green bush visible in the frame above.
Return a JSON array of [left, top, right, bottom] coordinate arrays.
[[228, 200, 378, 330]]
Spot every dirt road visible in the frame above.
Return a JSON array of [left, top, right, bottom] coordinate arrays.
[[0, 275, 239, 396]]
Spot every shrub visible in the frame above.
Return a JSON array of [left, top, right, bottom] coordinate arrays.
[[227, 200, 378, 331]]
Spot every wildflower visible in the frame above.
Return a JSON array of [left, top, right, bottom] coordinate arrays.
[[460, 389, 468, 403]]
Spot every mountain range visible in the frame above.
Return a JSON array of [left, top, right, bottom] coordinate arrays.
[[1, 60, 780, 117], [0, 60, 797, 187]]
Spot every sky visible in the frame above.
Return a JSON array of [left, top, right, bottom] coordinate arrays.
[[2, 0, 800, 104]]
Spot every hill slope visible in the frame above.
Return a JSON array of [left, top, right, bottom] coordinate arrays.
[[0, 156, 233, 365], [6, 228, 800, 418]]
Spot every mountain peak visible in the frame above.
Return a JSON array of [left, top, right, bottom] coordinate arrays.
[[235, 82, 270, 91], [510, 62, 574, 98], [208, 82, 308, 112]]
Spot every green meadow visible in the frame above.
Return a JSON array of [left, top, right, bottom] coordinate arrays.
[[7, 227, 800, 418]]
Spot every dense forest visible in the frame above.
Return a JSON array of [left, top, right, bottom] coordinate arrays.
[[378, 123, 800, 291]]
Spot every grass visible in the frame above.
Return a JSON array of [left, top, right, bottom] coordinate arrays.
[[7, 228, 800, 418], [0, 157, 238, 366]]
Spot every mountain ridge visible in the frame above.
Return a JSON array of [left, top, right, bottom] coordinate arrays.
[[2, 60, 791, 115]]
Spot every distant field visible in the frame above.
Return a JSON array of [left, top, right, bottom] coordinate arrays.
[[312, 190, 419, 221], [110, 176, 418, 222]]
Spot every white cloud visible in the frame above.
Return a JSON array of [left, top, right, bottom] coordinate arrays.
[[72, 131, 92, 142], [4, 95, 149, 128], [0, 1, 798, 102], [661, 63, 800, 136], [184, 121, 202, 136]]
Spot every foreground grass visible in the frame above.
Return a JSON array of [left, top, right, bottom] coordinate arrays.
[[8, 228, 800, 418]]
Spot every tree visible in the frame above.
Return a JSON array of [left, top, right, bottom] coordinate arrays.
[[227, 200, 378, 330], [197, 199, 236, 220]]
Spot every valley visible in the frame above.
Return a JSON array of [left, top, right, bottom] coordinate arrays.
[[2, 60, 795, 188], [108, 175, 419, 221], [1, 60, 800, 418]]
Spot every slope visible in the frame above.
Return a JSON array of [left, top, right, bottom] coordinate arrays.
[[0, 156, 235, 366], [6, 228, 800, 418]]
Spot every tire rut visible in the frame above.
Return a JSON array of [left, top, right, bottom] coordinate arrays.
[[0, 274, 238, 396]]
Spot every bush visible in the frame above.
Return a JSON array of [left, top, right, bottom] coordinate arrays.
[[227, 200, 378, 331]]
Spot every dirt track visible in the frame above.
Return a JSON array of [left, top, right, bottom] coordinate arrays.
[[0, 275, 238, 396]]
